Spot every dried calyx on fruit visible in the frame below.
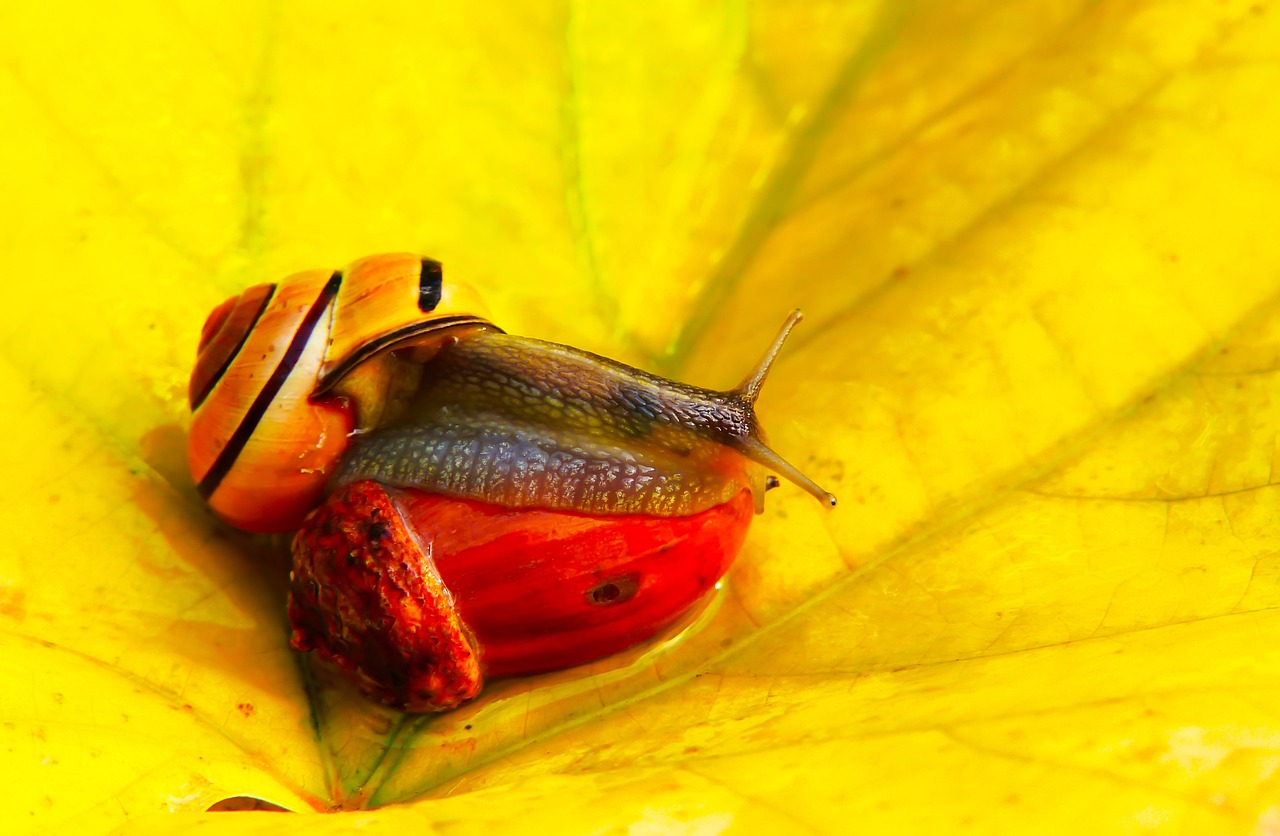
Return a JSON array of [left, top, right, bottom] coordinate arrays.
[[188, 254, 835, 711]]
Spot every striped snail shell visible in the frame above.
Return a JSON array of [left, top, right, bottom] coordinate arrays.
[[187, 253, 494, 532]]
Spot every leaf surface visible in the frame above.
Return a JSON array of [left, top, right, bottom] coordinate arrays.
[[2, 0, 1279, 832]]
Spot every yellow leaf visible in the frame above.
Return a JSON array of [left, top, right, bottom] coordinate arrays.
[[3, 0, 1280, 832]]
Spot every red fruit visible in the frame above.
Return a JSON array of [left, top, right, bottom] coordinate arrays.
[[289, 480, 753, 712]]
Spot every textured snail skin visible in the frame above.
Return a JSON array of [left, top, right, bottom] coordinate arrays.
[[335, 330, 763, 517], [289, 480, 752, 713]]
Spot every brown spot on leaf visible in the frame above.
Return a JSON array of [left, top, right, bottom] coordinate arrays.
[[207, 796, 290, 812], [0, 585, 26, 622]]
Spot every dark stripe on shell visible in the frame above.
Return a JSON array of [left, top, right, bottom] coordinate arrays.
[[189, 284, 276, 411], [313, 314, 502, 395], [197, 271, 343, 500], [418, 259, 444, 312]]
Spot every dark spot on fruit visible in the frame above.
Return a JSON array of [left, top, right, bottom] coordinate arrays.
[[366, 522, 389, 542], [587, 575, 639, 606], [464, 724, 472, 730], [236, 702, 255, 717]]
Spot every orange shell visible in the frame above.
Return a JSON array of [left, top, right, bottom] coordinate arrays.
[[187, 254, 497, 533], [316, 253, 495, 392]]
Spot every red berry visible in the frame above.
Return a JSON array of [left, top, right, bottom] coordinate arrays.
[[289, 480, 753, 712]]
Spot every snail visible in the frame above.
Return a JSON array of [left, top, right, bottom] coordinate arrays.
[[188, 253, 835, 711]]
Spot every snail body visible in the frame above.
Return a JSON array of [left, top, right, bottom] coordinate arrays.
[[187, 253, 834, 711]]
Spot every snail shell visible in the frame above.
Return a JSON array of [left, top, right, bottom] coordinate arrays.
[[187, 254, 493, 532]]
